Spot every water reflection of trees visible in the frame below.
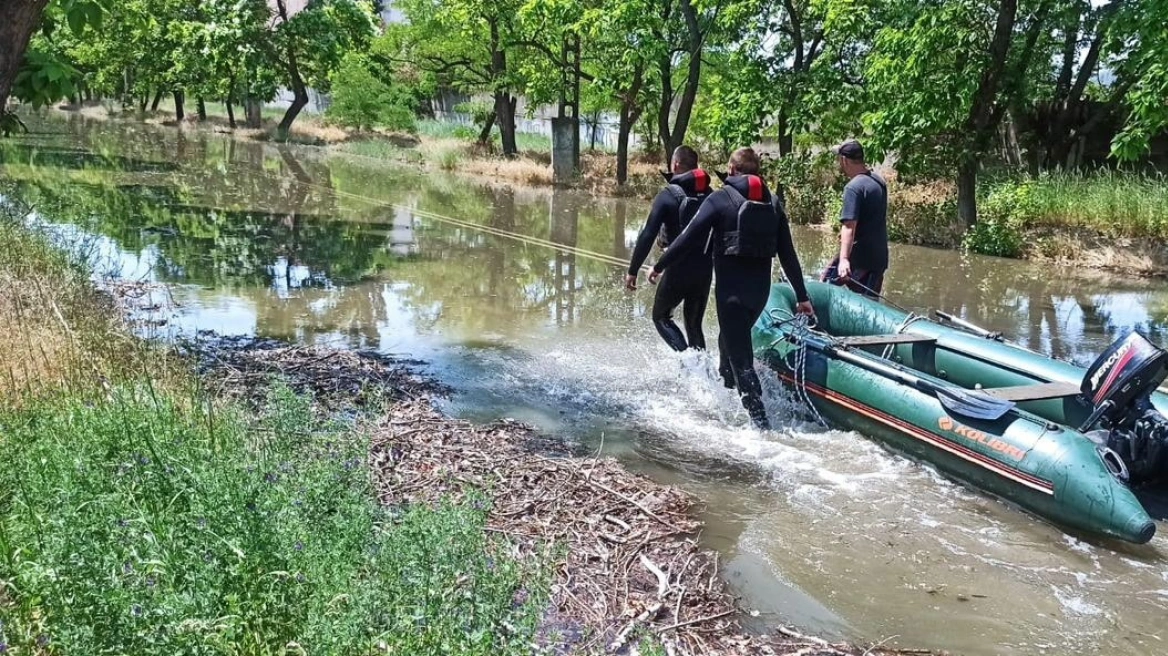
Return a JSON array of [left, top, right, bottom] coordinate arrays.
[[25, 114, 1166, 362], [874, 245, 1168, 364]]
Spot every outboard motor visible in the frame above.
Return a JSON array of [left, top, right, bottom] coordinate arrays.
[[1081, 331, 1168, 484]]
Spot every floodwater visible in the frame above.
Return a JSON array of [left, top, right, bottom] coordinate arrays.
[[4, 114, 1168, 656]]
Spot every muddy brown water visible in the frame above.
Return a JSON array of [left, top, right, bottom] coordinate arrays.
[[5, 114, 1168, 656]]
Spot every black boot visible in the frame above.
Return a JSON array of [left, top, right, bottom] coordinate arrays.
[[738, 370, 770, 430], [718, 344, 736, 389]]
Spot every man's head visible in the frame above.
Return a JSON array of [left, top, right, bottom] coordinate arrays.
[[832, 139, 867, 177], [727, 147, 761, 176], [671, 145, 699, 173]]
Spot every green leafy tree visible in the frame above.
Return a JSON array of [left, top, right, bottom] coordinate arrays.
[[863, 0, 1053, 228], [1107, 0, 1168, 161], [390, 0, 528, 155], [2, 0, 107, 134], [270, 0, 377, 133], [328, 53, 417, 132]]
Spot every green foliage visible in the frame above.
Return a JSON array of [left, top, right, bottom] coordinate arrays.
[[1108, 0, 1168, 160], [995, 170, 1168, 240], [962, 182, 1033, 257], [0, 383, 550, 654], [11, 44, 81, 109], [328, 54, 418, 133], [273, 0, 378, 93]]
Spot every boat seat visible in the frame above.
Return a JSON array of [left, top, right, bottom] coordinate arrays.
[[840, 334, 938, 347], [981, 381, 1082, 402]]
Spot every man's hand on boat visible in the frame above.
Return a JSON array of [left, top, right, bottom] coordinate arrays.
[[835, 257, 852, 281], [795, 301, 815, 319]]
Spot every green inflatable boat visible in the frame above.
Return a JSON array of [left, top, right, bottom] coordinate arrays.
[[753, 281, 1168, 544]]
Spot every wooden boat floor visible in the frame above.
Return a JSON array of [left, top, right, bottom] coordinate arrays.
[[839, 334, 937, 347], [981, 381, 1082, 402]]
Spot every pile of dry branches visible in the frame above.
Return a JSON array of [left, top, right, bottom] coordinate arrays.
[[184, 333, 446, 410], [370, 402, 943, 656], [195, 337, 944, 656]]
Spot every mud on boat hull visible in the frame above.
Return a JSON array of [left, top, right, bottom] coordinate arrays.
[[752, 281, 1157, 544]]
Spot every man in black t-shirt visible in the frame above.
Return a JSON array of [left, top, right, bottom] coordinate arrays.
[[820, 139, 889, 298]]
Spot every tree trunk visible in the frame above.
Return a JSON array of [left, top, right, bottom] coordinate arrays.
[[226, 95, 236, 129], [487, 18, 517, 157], [957, 158, 979, 231], [173, 90, 186, 122], [615, 65, 644, 186], [477, 111, 496, 145], [0, 0, 51, 112], [278, 56, 308, 133], [656, 0, 704, 166], [495, 92, 517, 157], [777, 109, 794, 157], [139, 95, 148, 113], [150, 89, 163, 111], [245, 96, 262, 128], [276, 0, 308, 133], [196, 97, 207, 121]]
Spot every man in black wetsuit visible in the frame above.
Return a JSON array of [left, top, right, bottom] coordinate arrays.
[[649, 147, 814, 430], [624, 145, 714, 351]]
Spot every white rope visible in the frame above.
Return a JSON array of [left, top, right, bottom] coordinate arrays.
[[881, 312, 928, 360], [768, 309, 829, 428]]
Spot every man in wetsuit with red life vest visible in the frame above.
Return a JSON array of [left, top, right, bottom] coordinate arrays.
[[625, 145, 714, 352], [649, 147, 814, 430]]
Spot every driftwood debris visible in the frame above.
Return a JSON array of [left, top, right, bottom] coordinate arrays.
[[195, 337, 946, 656]]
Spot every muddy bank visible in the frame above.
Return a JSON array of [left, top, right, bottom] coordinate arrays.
[[185, 333, 943, 656]]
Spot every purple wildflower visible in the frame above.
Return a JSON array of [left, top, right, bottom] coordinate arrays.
[[146, 576, 156, 587], [0, 641, 7, 654], [265, 472, 278, 484], [123, 561, 133, 575], [132, 605, 143, 618], [511, 588, 529, 608], [246, 502, 256, 512], [196, 517, 207, 528], [294, 541, 304, 552], [36, 634, 49, 648], [296, 573, 306, 583]]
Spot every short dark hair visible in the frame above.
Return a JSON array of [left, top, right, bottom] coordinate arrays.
[[729, 147, 761, 175], [671, 145, 698, 171]]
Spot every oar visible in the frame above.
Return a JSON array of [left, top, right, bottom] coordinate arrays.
[[934, 310, 1004, 341], [800, 336, 1016, 421]]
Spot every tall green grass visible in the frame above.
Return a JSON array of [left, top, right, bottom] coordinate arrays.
[[1012, 170, 1168, 239], [0, 382, 550, 655]]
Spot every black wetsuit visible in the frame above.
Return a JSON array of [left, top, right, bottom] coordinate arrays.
[[627, 169, 714, 351], [652, 174, 810, 429]]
